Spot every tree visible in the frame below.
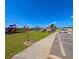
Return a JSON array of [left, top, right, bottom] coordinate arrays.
[[35, 26, 41, 31], [24, 26, 29, 44], [50, 24, 57, 32], [13, 24, 17, 32], [7, 25, 13, 33]]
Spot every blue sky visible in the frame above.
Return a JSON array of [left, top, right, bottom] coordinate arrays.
[[5, 0, 73, 28]]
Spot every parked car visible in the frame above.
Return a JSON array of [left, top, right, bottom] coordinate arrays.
[[64, 31, 68, 33], [59, 30, 67, 33]]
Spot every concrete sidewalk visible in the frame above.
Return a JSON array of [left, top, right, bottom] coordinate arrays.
[[12, 32, 57, 59]]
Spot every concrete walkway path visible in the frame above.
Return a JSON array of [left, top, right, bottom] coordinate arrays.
[[12, 32, 57, 59]]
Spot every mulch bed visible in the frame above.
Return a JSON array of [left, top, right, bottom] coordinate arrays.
[[24, 40, 36, 46]]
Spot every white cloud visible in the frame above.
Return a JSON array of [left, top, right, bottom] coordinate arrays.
[[27, 24, 33, 28], [52, 21, 56, 24], [45, 25, 49, 27]]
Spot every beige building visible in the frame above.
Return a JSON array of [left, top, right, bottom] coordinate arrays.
[[46, 27, 52, 32], [67, 28, 73, 32]]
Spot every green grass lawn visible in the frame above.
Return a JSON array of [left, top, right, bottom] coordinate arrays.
[[5, 31, 51, 59]]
